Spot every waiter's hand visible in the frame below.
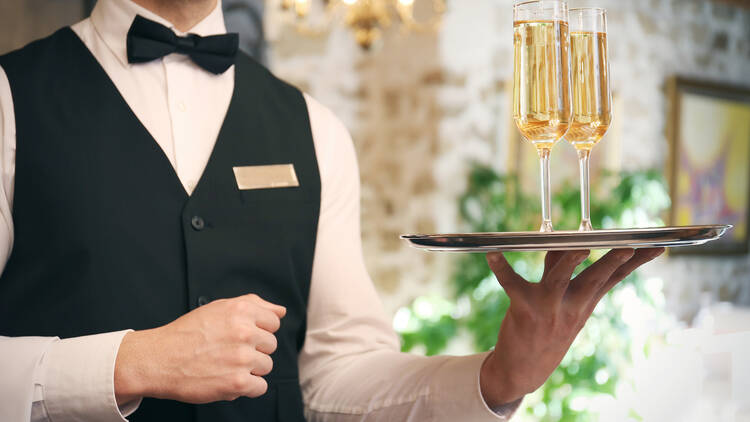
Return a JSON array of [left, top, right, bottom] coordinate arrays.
[[479, 248, 664, 408], [114, 293, 286, 405]]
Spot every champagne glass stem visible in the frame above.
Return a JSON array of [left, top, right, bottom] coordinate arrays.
[[577, 148, 593, 231], [538, 148, 554, 232]]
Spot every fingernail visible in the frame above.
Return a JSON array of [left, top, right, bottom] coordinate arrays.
[[618, 249, 635, 260]]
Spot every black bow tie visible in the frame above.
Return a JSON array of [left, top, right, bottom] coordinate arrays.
[[126, 15, 239, 75]]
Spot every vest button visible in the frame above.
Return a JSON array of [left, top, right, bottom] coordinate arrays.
[[197, 296, 210, 307], [191, 216, 205, 231]]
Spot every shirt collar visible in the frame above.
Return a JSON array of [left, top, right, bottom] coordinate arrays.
[[90, 0, 228, 68]]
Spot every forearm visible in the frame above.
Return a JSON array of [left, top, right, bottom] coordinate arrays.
[[302, 349, 516, 422], [480, 350, 526, 409], [114, 329, 154, 406]]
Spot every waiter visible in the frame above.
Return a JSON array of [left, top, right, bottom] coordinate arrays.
[[0, 0, 664, 421]]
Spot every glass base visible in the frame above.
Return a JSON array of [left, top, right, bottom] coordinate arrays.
[[578, 220, 594, 231], [539, 220, 554, 232]]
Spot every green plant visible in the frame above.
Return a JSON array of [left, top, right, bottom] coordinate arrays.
[[395, 165, 671, 421]]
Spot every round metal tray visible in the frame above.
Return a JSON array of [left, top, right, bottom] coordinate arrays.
[[401, 225, 731, 252]]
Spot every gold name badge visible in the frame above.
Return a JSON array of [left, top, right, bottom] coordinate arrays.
[[233, 164, 300, 190]]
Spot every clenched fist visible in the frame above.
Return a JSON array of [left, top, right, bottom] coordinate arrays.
[[114, 293, 286, 405]]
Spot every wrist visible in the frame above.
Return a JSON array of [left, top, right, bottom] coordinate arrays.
[[114, 329, 155, 405], [480, 351, 526, 408]]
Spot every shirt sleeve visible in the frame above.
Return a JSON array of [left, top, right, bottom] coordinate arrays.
[[0, 337, 57, 421], [41, 330, 141, 422], [0, 56, 17, 274], [0, 65, 142, 422], [300, 94, 519, 422]]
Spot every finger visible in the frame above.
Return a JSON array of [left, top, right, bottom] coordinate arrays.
[[244, 294, 287, 318], [225, 371, 268, 400], [541, 251, 565, 279], [592, 248, 664, 303], [486, 252, 526, 297], [254, 329, 278, 355], [541, 250, 590, 291], [253, 307, 282, 333], [243, 375, 269, 398], [250, 351, 274, 377], [569, 248, 635, 302]]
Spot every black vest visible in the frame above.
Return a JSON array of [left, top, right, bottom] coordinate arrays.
[[0, 28, 320, 422]]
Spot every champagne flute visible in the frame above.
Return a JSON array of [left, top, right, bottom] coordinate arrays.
[[513, 0, 572, 232], [566, 8, 612, 231]]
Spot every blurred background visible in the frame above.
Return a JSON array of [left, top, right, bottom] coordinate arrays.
[[2, 0, 750, 420]]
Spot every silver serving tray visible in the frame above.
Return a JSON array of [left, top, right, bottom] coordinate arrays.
[[401, 225, 731, 252]]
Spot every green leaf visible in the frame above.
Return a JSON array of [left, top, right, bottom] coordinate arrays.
[[396, 164, 671, 421]]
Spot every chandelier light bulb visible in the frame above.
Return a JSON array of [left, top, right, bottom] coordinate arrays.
[[294, 0, 311, 17], [279, 0, 446, 49]]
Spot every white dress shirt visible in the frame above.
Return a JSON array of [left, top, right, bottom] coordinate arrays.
[[0, 0, 516, 421]]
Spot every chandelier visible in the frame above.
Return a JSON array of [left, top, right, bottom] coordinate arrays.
[[277, 0, 447, 49]]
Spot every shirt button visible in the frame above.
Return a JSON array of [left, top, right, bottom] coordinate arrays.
[[197, 296, 210, 307], [191, 216, 205, 231], [177, 101, 186, 112]]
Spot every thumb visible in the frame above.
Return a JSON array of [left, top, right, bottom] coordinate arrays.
[[486, 252, 526, 298]]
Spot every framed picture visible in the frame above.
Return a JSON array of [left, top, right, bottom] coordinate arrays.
[[667, 77, 750, 254]]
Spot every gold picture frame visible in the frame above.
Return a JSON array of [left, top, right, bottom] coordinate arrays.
[[667, 77, 750, 255]]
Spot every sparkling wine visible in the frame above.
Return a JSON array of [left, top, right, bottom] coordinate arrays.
[[512, 20, 572, 150], [566, 31, 612, 150]]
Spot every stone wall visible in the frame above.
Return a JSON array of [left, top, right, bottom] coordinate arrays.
[[267, 0, 750, 321]]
